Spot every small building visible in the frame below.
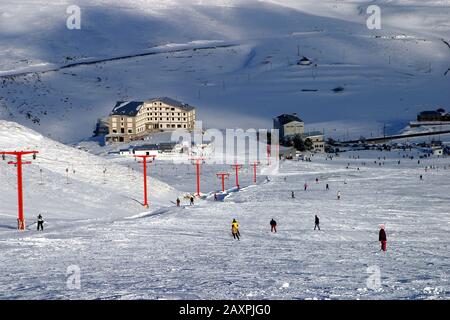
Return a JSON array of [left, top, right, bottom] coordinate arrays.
[[302, 131, 325, 153], [133, 142, 178, 156], [273, 113, 305, 141], [417, 108, 450, 122], [297, 56, 312, 66], [119, 148, 133, 156], [432, 147, 444, 156]]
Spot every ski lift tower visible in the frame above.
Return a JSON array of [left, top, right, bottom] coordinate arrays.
[[134, 154, 156, 208], [190, 157, 205, 197], [251, 161, 260, 184], [230, 163, 243, 189], [216, 172, 230, 192], [1, 151, 39, 230]]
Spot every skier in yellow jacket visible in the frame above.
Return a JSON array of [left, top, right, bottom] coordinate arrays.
[[231, 219, 240, 240]]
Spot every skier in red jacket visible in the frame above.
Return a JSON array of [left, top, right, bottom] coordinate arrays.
[[379, 224, 387, 251]]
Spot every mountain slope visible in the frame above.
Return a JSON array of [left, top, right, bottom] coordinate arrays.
[[0, 0, 449, 142], [0, 120, 175, 227]]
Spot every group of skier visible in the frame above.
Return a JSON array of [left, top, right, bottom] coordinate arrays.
[[230, 216, 388, 251]]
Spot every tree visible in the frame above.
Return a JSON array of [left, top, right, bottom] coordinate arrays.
[[304, 138, 314, 151], [293, 134, 305, 151]]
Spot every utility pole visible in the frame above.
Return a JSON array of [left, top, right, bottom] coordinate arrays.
[[216, 172, 230, 192], [231, 164, 243, 189], [190, 157, 205, 197], [251, 161, 260, 184], [134, 155, 156, 208], [1, 150, 39, 230]]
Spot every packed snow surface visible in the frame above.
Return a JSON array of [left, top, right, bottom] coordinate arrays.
[[1, 121, 449, 299]]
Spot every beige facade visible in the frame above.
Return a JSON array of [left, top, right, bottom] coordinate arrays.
[[107, 98, 196, 143], [305, 134, 325, 153], [283, 121, 304, 137]]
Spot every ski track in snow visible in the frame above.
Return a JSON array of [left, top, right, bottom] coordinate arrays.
[[1, 141, 449, 299]]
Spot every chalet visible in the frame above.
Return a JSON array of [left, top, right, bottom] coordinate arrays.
[[273, 113, 325, 153], [302, 131, 325, 153], [273, 113, 305, 140], [297, 56, 312, 66], [417, 108, 450, 122]]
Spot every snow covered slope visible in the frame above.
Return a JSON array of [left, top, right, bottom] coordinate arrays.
[[0, 0, 449, 142], [0, 145, 449, 299], [0, 120, 175, 226]]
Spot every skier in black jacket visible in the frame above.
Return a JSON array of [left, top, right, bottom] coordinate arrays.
[[270, 219, 277, 233], [314, 215, 320, 230], [37, 214, 44, 231]]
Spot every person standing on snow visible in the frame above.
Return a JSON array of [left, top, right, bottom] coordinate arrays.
[[270, 218, 277, 233], [190, 196, 195, 206], [379, 225, 387, 251], [314, 215, 320, 230], [37, 214, 44, 231], [291, 191, 295, 199], [337, 191, 341, 200], [176, 198, 181, 207], [326, 183, 329, 191], [231, 219, 240, 240], [304, 183, 308, 191]]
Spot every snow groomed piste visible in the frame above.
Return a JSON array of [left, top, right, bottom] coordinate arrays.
[[0, 121, 449, 299]]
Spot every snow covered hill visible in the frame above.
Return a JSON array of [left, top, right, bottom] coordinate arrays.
[[0, 120, 175, 228], [0, 0, 449, 142]]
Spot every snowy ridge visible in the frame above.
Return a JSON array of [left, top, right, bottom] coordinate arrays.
[[0, 0, 449, 141]]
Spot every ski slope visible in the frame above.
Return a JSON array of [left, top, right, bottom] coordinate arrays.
[[0, 0, 449, 142], [0, 122, 449, 299], [0, 120, 175, 227]]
